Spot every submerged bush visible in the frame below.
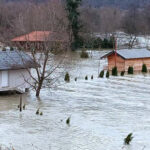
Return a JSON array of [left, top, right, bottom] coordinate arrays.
[[80, 50, 89, 58], [142, 64, 147, 73], [112, 66, 118, 76], [2, 47, 6, 51], [121, 71, 125, 76], [64, 72, 70, 82], [36, 109, 40, 115], [128, 66, 134, 74], [10, 47, 14, 51], [99, 70, 104, 78], [124, 133, 133, 145], [23, 104, 26, 110], [106, 70, 109, 78]]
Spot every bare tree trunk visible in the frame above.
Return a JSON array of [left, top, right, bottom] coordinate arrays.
[[36, 79, 43, 97], [128, 35, 137, 49]]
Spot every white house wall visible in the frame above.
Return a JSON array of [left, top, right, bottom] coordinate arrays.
[[0, 69, 31, 91]]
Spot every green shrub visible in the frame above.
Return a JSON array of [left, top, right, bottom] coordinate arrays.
[[80, 50, 89, 58], [99, 70, 104, 78], [82, 36, 115, 49], [112, 66, 118, 76], [121, 71, 125, 76], [93, 37, 102, 48], [64, 72, 70, 82], [85, 76, 88, 80], [106, 71, 109, 78], [128, 66, 134, 74], [142, 64, 147, 73]]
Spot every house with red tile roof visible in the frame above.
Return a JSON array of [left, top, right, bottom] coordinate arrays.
[[11, 31, 68, 51]]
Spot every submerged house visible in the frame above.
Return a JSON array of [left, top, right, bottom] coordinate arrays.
[[11, 31, 68, 51], [0, 50, 38, 93], [101, 49, 150, 72]]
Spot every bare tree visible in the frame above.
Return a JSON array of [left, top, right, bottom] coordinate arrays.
[[11, 0, 69, 97], [99, 7, 122, 35], [122, 4, 145, 48]]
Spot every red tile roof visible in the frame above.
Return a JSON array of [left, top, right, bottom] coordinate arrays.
[[11, 31, 62, 42]]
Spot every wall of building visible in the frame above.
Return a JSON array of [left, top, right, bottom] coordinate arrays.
[[125, 58, 150, 71], [108, 54, 125, 71], [0, 69, 31, 92], [107, 54, 150, 72]]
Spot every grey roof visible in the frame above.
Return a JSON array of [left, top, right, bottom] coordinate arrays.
[[0, 50, 39, 71], [101, 49, 150, 59]]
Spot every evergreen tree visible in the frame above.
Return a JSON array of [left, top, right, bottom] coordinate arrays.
[[106, 70, 109, 78], [142, 64, 147, 73], [64, 72, 70, 82], [101, 38, 109, 48], [66, 0, 82, 50], [128, 66, 134, 74], [108, 36, 115, 48], [99, 70, 104, 78], [112, 66, 118, 76]]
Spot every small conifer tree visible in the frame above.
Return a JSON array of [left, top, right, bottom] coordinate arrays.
[[64, 72, 70, 82], [112, 66, 118, 76], [142, 64, 147, 73], [85, 75, 88, 80], [99, 70, 104, 78], [106, 70, 109, 78], [128, 66, 134, 74]]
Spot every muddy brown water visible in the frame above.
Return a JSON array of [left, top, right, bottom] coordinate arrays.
[[0, 51, 149, 150]]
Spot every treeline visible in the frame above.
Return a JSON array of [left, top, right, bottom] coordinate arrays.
[[4, 0, 150, 9], [83, 0, 150, 9], [0, 0, 69, 43], [81, 5, 150, 36], [0, 0, 150, 49]]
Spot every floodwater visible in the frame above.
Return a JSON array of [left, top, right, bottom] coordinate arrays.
[[0, 51, 150, 150]]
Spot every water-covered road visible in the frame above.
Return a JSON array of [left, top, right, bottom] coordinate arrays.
[[0, 51, 149, 150]]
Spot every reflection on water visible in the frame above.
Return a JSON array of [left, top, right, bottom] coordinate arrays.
[[0, 51, 150, 150]]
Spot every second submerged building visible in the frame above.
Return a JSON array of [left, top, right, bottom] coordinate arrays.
[[101, 49, 150, 72]]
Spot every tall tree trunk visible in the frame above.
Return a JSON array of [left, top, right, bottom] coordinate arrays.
[[36, 80, 43, 97]]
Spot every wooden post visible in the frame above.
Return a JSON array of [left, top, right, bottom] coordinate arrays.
[[115, 37, 117, 67], [20, 95, 22, 112]]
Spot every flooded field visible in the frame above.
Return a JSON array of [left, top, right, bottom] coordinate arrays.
[[0, 51, 150, 150]]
